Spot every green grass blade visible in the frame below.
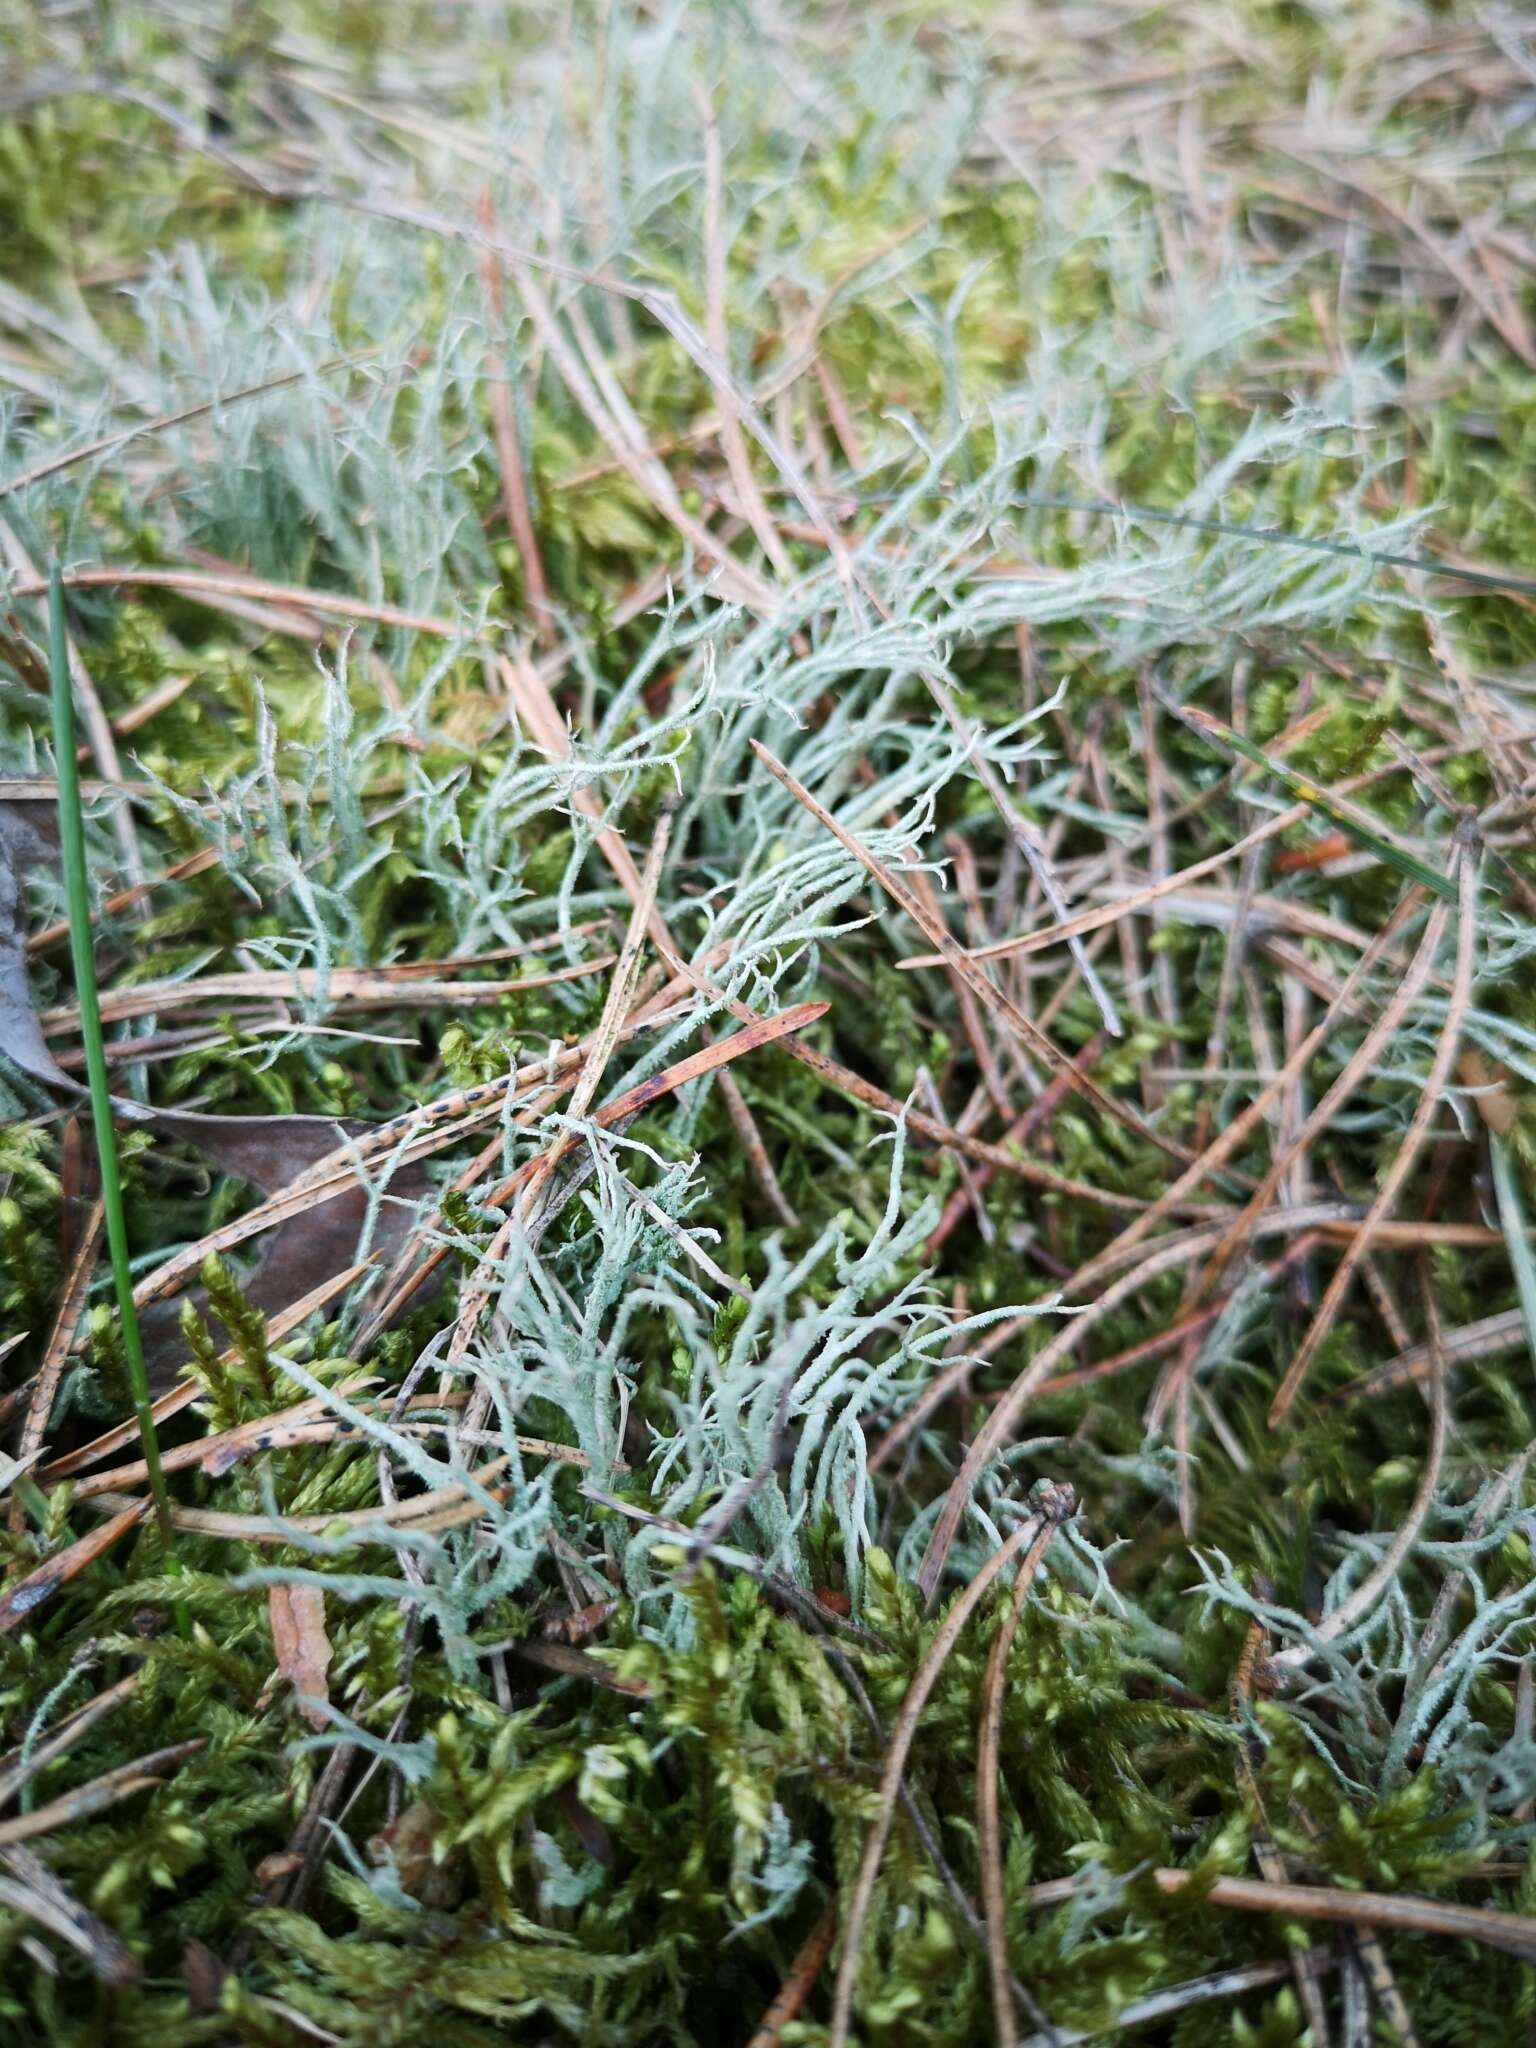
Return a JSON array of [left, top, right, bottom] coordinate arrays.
[[1175, 702, 1460, 905], [47, 560, 186, 1630]]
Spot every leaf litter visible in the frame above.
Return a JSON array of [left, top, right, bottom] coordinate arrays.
[[0, 2, 1535, 2044]]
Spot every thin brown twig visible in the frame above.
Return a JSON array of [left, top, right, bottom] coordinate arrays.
[[1149, 1867, 1536, 1959], [829, 1496, 1065, 2048], [975, 1494, 1074, 2048]]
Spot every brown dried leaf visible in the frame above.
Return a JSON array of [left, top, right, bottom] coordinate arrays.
[[268, 1584, 333, 1730]]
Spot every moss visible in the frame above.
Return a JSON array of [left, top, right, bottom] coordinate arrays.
[[0, 0, 1534, 2040]]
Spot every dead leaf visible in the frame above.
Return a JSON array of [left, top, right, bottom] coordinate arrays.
[[370, 1798, 460, 1905], [267, 1584, 332, 1730], [180, 1937, 226, 2015], [0, 806, 438, 1372]]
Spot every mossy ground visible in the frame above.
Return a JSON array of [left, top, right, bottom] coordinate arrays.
[[1, 2, 1535, 2042]]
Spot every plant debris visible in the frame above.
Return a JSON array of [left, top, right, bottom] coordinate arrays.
[[1, 2, 1536, 2043]]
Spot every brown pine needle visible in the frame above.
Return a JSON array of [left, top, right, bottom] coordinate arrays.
[[0, 354, 380, 500], [912, 666, 1122, 1034], [451, 808, 672, 1361], [0, 1500, 151, 1635], [914, 1200, 1383, 1604], [519, 811, 672, 1218], [9, 1201, 103, 1533], [1272, 1336, 1449, 1672], [499, 651, 794, 1223], [1269, 836, 1478, 1426], [0, 1672, 140, 1809], [975, 1490, 1075, 2048], [41, 953, 614, 1034], [442, 1000, 828, 1365], [39, 1259, 374, 1483], [746, 1899, 840, 2048], [0, 1741, 205, 1849], [650, 943, 1164, 1213], [749, 741, 1194, 1169], [11, 563, 462, 640], [1193, 884, 1453, 1304], [1229, 1605, 1333, 2042], [829, 1494, 1068, 2048], [897, 803, 1305, 969]]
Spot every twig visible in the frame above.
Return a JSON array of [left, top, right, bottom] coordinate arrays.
[[1149, 1867, 1536, 1959], [829, 1496, 1065, 2048], [976, 1490, 1075, 2048]]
